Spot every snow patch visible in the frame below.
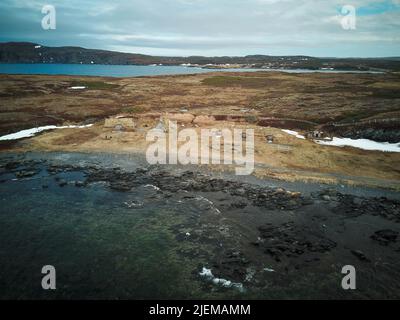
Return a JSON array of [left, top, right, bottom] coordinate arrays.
[[0, 124, 93, 141], [68, 86, 86, 90], [316, 137, 400, 153], [281, 129, 305, 140]]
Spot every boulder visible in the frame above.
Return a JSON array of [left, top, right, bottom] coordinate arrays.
[[193, 115, 216, 125], [165, 113, 195, 124]]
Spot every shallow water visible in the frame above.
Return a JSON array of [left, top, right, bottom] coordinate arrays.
[[1, 152, 400, 299], [0, 168, 210, 299]]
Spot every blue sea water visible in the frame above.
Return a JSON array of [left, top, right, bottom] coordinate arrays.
[[0, 63, 264, 77], [0, 63, 382, 77]]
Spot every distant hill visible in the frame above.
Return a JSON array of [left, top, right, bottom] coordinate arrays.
[[1, 42, 400, 71]]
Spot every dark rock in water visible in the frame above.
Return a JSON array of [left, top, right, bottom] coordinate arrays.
[[47, 166, 63, 174], [351, 250, 370, 262], [301, 197, 314, 206], [232, 188, 246, 196], [42, 185, 49, 189], [212, 250, 249, 282], [256, 222, 336, 262], [15, 170, 38, 178], [286, 199, 299, 210], [4, 161, 20, 170], [332, 194, 400, 222], [58, 179, 67, 187], [230, 201, 247, 209], [75, 181, 85, 187], [252, 189, 308, 211], [85, 166, 312, 211], [110, 181, 133, 191], [371, 230, 399, 245]]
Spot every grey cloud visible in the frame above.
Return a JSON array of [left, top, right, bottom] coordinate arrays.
[[0, 0, 399, 57]]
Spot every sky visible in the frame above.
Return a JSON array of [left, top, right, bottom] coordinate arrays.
[[0, 0, 399, 57]]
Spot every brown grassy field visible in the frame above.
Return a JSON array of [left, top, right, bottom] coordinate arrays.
[[0, 71, 399, 189]]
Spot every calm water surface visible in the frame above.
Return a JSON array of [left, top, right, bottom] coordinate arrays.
[[0, 63, 383, 77], [0, 63, 263, 77]]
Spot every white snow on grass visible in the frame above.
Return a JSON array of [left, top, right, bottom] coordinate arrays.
[[68, 86, 86, 90], [0, 124, 93, 141], [281, 129, 305, 140], [316, 137, 400, 153], [199, 267, 245, 292], [280, 128, 400, 152]]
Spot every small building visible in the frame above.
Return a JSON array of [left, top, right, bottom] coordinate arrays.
[[266, 135, 274, 143], [306, 130, 324, 139], [104, 116, 136, 131], [114, 124, 125, 131], [155, 121, 166, 132]]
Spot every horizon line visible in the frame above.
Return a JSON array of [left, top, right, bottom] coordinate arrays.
[[1, 41, 399, 60]]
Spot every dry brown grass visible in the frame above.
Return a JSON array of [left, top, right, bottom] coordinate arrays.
[[1, 72, 399, 189], [51, 130, 99, 145]]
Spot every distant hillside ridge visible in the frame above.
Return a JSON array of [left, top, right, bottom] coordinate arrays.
[[1, 42, 400, 71]]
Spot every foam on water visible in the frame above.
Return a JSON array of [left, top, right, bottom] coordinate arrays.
[[199, 267, 245, 292]]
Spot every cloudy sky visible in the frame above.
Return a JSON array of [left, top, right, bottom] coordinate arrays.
[[0, 0, 399, 57]]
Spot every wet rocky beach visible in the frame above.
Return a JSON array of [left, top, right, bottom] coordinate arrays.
[[1, 152, 400, 299]]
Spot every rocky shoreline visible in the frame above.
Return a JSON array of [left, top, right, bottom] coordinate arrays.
[[323, 121, 400, 144], [1, 153, 400, 298]]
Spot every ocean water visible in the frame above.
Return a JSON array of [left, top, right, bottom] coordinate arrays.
[[0, 63, 382, 77], [2, 152, 400, 299], [1, 169, 192, 299], [0, 159, 246, 299], [0, 63, 264, 77]]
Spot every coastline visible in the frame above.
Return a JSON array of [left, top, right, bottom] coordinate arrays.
[[0, 69, 399, 299], [1, 150, 400, 299], [1, 71, 399, 191], [2, 150, 400, 199]]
